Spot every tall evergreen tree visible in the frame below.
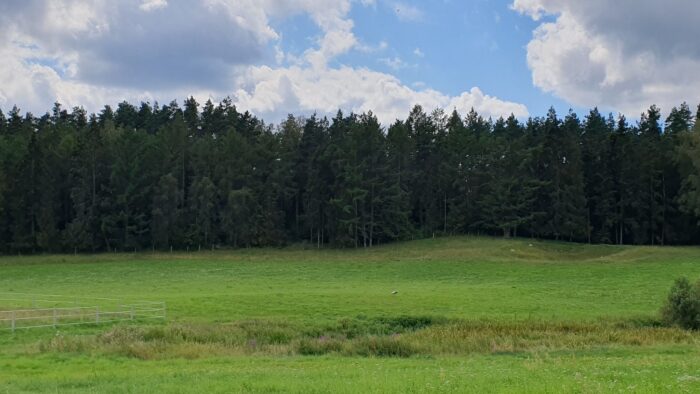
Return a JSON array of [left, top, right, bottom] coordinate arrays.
[[151, 174, 180, 250], [581, 108, 616, 243], [638, 105, 664, 244], [1, 99, 700, 252]]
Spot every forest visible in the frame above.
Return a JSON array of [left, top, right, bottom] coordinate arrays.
[[1, 98, 700, 253]]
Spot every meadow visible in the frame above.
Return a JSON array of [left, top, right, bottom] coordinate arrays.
[[1, 237, 699, 393]]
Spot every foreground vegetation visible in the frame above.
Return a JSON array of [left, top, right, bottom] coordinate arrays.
[[1, 237, 700, 392]]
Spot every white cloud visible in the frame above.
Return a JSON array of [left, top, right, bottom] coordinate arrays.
[[357, 40, 388, 53], [233, 65, 528, 124], [0, 0, 528, 125], [392, 1, 423, 22], [513, 0, 700, 115], [379, 56, 408, 70], [139, 0, 167, 12], [413, 48, 424, 57]]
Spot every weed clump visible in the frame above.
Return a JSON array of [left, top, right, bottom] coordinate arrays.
[[295, 337, 345, 355], [348, 335, 418, 357], [661, 277, 700, 330], [330, 315, 444, 338]]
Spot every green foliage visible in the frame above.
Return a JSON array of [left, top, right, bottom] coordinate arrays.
[[678, 128, 700, 225], [661, 277, 700, 329], [1, 99, 700, 253]]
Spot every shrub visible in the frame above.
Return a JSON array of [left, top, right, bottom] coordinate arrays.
[[661, 277, 700, 330]]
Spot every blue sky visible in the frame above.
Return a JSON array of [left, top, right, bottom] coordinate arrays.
[[341, 1, 577, 115], [0, 0, 698, 124]]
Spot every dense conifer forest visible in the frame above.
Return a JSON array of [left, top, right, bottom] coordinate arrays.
[[1, 98, 700, 253]]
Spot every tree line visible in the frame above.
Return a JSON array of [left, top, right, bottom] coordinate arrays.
[[1, 98, 700, 253]]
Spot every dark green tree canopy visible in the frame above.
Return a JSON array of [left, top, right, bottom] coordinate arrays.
[[1, 99, 700, 253]]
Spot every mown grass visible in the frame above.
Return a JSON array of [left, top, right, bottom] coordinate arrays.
[[1, 236, 700, 392]]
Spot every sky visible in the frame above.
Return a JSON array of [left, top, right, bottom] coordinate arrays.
[[1, 0, 699, 124]]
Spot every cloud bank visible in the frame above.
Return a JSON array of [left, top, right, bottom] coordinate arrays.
[[0, 0, 527, 124], [513, 0, 700, 115]]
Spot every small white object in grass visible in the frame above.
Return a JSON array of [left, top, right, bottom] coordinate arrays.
[[529, 243, 533, 247], [392, 290, 398, 295], [510, 249, 515, 252]]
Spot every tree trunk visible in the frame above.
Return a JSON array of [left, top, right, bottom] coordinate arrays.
[[369, 185, 374, 247], [443, 191, 447, 234], [649, 174, 654, 245], [661, 172, 666, 246], [587, 207, 591, 244]]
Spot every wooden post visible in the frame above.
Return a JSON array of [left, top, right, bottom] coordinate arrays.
[[11, 310, 15, 333], [53, 308, 57, 328], [130, 306, 134, 321]]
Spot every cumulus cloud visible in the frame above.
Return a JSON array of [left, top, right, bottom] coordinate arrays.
[[0, 0, 527, 124], [512, 0, 700, 115], [0, 1, 280, 90], [233, 66, 527, 124]]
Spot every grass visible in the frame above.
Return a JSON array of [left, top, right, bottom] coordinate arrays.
[[0, 236, 699, 392]]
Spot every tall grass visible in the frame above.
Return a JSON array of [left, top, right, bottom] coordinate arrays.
[[35, 316, 699, 360]]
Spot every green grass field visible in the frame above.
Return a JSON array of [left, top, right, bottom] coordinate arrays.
[[1, 237, 699, 393]]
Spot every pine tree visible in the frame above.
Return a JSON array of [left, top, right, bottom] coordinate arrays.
[[444, 109, 470, 233], [384, 120, 415, 241], [7, 112, 40, 252], [638, 105, 664, 244], [676, 107, 700, 228], [609, 115, 637, 244], [183, 96, 201, 136], [223, 188, 256, 247], [103, 128, 156, 251], [0, 109, 6, 135], [151, 174, 180, 249], [189, 176, 216, 249], [115, 101, 139, 130], [662, 103, 696, 243]]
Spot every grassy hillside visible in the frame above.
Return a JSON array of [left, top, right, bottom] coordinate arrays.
[[1, 237, 699, 392]]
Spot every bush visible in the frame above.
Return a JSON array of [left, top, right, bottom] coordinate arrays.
[[661, 277, 700, 330]]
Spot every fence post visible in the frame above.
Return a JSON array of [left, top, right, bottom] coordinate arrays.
[[53, 308, 57, 328], [96, 306, 100, 324], [11, 310, 15, 333], [130, 305, 134, 321]]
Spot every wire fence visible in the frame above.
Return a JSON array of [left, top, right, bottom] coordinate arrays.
[[0, 293, 166, 332]]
